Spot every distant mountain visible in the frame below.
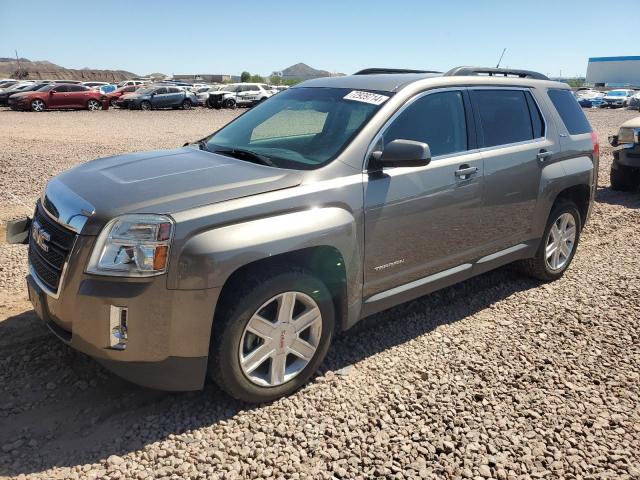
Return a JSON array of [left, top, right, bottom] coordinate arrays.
[[279, 63, 344, 80], [0, 58, 137, 82]]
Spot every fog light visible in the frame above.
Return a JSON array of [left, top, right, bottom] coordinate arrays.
[[109, 305, 128, 350]]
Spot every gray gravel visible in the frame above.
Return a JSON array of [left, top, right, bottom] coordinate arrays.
[[0, 107, 639, 480]]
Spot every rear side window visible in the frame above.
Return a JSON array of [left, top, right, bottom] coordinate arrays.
[[383, 90, 468, 157], [472, 90, 534, 147], [547, 89, 592, 135]]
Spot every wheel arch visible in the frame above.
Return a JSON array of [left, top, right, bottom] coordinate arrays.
[[213, 246, 348, 334], [554, 184, 590, 229]]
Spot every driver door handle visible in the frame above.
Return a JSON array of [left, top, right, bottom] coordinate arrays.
[[537, 149, 553, 162], [455, 165, 478, 178]]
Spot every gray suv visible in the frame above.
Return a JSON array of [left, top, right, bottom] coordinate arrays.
[[8, 67, 599, 402]]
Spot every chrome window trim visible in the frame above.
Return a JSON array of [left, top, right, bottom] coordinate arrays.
[[364, 87, 476, 171]]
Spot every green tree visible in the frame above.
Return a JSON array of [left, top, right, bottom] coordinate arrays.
[[268, 75, 282, 85], [250, 74, 265, 83], [240, 71, 251, 82]]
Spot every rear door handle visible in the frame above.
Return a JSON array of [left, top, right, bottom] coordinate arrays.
[[454, 166, 479, 179], [537, 150, 553, 162]]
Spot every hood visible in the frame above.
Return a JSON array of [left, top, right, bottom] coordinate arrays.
[[53, 147, 302, 234], [8, 91, 33, 99], [620, 116, 640, 129]]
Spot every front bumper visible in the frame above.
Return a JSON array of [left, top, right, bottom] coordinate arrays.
[[22, 229, 220, 391], [613, 144, 640, 169]]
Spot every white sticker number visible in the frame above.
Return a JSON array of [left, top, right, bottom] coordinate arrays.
[[343, 90, 390, 105]]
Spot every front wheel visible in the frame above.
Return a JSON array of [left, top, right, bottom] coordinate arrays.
[[209, 268, 335, 403], [87, 99, 101, 111], [610, 163, 640, 191], [223, 98, 236, 109], [520, 200, 581, 281], [31, 99, 45, 112], [140, 100, 151, 111]]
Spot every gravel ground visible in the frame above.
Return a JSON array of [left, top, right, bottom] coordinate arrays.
[[0, 107, 639, 480]]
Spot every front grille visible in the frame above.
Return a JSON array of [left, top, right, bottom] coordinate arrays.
[[28, 201, 76, 293]]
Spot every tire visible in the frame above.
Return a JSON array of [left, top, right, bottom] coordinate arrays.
[[209, 268, 335, 403], [610, 163, 640, 191], [520, 200, 581, 281], [140, 100, 151, 111], [110, 99, 117, 107], [87, 99, 101, 111], [223, 98, 236, 109], [182, 99, 192, 110], [31, 99, 45, 112]]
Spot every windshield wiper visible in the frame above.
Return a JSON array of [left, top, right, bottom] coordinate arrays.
[[213, 148, 274, 167]]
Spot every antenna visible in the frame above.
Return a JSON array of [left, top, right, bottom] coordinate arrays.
[[496, 48, 507, 68]]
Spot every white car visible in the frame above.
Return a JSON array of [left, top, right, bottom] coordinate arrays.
[[116, 80, 147, 89], [601, 89, 635, 108], [193, 85, 220, 105], [228, 83, 275, 107], [82, 81, 111, 89]]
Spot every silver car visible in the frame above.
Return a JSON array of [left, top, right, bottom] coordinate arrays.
[[8, 66, 598, 402]]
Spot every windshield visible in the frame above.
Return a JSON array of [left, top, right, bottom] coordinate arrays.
[[205, 87, 390, 170], [37, 84, 56, 92], [608, 90, 628, 97], [136, 87, 156, 95]]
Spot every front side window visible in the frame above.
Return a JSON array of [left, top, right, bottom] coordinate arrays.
[[205, 87, 389, 169], [383, 90, 468, 157], [472, 90, 535, 147]]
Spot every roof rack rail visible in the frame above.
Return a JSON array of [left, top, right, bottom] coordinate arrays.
[[444, 66, 549, 80], [354, 68, 441, 75]]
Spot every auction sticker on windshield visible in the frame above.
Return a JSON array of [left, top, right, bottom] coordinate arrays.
[[344, 90, 390, 105]]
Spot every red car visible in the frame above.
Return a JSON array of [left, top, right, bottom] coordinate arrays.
[[8, 83, 106, 112], [106, 84, 142, 107]]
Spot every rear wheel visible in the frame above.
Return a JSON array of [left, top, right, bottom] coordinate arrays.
[[31, 99, 45, 112], [182, 99, 192, 110], [87, 99, 101, 111], [610, 163, 640, 191], [209, 268, 335, 403], [223, 98, 236, 109], [520, 200, 581, 281], [140, 100, 151, 111]]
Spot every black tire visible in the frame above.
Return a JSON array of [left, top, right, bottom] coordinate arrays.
[[223, 98, 236, 109], [209, 267, 335, 403], [182, 99, 192, 110], [140, 100, 151, 111], [610, 163, 640, 192], [520, 199, 581, 281], [110, 99, 117, 107]]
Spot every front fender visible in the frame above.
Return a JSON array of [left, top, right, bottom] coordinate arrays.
[[171, 207, 358, 291]]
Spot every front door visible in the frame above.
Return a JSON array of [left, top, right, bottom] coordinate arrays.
[[48, 85, 69, 108], [363, 89, 485, 298], [151, 87, 169, 108]]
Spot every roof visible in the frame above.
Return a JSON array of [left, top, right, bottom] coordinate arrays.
[[295, 73, 441, 92], [588, 56, 640, 63]]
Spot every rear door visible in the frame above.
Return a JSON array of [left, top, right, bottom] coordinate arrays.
[[166, 87, 183, 107], [67, 85, 88, 107], [470, 88, 553, 251]]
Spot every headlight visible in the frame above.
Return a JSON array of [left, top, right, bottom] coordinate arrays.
[[618, 127, 639, 144], [87, 214, 174, 277]]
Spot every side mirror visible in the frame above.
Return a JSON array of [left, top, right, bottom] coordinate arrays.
[[49, 90, 56, 95], [370, 139, 431, 170]]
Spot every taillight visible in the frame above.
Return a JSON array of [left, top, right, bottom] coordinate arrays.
[[591, 131, 599, 157]]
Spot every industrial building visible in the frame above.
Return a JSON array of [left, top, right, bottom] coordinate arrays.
[[586, 56, 640, 87]]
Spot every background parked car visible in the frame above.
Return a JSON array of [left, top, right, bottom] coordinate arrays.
[[8, 83, 105, 112], [106, 85, 142, 106], [628, 92, 640, 110], [82, 81, 110, 89], [0, 82, 49, 106], [576, 91, 605, 108], [116, 79, 147, 89], [601, 89, 635, 108], [98, 84, 118, 94], [117, 85, 198, 110]]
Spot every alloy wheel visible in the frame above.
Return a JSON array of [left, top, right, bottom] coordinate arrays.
[[239, 291, 322, 387], [545, 212, 576, 271], [88, 100, 100, 111], [31, 100, 44, 112]]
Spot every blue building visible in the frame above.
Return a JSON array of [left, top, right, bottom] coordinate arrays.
[[586, 56, 640, 87]]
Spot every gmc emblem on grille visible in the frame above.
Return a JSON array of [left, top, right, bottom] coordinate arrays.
[[31, 221, 51, 252]]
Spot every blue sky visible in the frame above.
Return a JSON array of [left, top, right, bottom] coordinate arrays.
[[1, 0, 636, 78]]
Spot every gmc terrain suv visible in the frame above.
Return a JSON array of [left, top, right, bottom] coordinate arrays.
[[8, 67, 598, 402]]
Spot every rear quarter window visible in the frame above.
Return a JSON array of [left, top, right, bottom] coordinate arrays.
[[547, 89, 592, 135]]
